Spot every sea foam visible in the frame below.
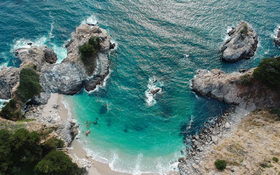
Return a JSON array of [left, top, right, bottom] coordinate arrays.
[[145, 76, 163, 106]]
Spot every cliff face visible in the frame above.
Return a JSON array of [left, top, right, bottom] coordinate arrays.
[[221, 21, 258, 62], [191, 69, 280, 110]]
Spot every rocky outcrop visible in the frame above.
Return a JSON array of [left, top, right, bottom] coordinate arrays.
[[15, 46, 56, 71], [191, 69, 280, 110], [0, 24, 113, 101], [0, 66, 19, 99], [221, 21, 258, 62], [40, 24, 112, 95], [43, 47, 58, 64], [274, 27, 280, 46]]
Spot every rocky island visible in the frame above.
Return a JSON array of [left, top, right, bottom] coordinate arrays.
[[221, 21, 258, 62]]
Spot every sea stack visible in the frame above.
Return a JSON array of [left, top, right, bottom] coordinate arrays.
[[221, 21, 258, 62]]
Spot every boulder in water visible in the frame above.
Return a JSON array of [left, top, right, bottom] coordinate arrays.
[[151, 88, 161, 95]]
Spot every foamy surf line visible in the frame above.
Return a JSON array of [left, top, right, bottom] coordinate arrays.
[[82, 144, 180, 175], [145, 76, 164, 107]]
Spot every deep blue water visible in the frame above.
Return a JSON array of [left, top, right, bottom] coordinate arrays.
[[1, 0, 280, 173]]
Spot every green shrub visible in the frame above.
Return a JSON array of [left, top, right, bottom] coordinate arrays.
[[17, 67, 42, 103], [273, 157, 279, 163], [43, 138, 64, 154], [34, 150, 83, 175], [215, 160, 227, 171], [0, 99, 22, 120], [79, 36, 101, 75], [253, 57, 280, 90]]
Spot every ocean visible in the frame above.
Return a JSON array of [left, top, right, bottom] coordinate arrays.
[[1, 0, 280, 174]]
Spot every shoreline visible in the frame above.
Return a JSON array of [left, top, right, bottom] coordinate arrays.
[[51, 93, 178, 175], [178, 106, 251, 174]]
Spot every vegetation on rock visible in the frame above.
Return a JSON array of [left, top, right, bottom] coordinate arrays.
[[239, 74, 253, 86], [253, 57, 280, 90], [273, 157, 279, 163], [0, 99, 22, 120], [240, 22, 249, 36], [79, 36, 101, 75], [0, 67, 41, 120], [214, 159, 227, 171], [18, 67, 42, 103]]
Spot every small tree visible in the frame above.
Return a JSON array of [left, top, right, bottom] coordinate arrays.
[[215, 160, 227, 171], [17, 67, 42, 102]]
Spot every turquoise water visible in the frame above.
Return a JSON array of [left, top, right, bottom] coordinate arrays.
[[1, 0, 280, 173]]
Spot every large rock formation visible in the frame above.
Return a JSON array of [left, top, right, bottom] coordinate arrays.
[[41, 24, 112, 95], [0, 24, 113, 101], [221, 21, 258, 62], [191, 69, 280, 110]]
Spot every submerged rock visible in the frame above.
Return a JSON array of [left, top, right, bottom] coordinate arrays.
[[221, 21, 258, 62]]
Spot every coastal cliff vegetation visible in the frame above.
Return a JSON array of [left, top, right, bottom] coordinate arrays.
[[0, 128, 84, 175], [253, 56, 280, 90], [0, 66, 41, 121]]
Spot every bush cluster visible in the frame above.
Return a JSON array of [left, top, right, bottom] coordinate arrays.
[[0, 129, 84, 175], [79, 36, 101, 75], [17, 67, 42, 103], [215, 159, 227, 171], [253, 57, 280, 90]]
